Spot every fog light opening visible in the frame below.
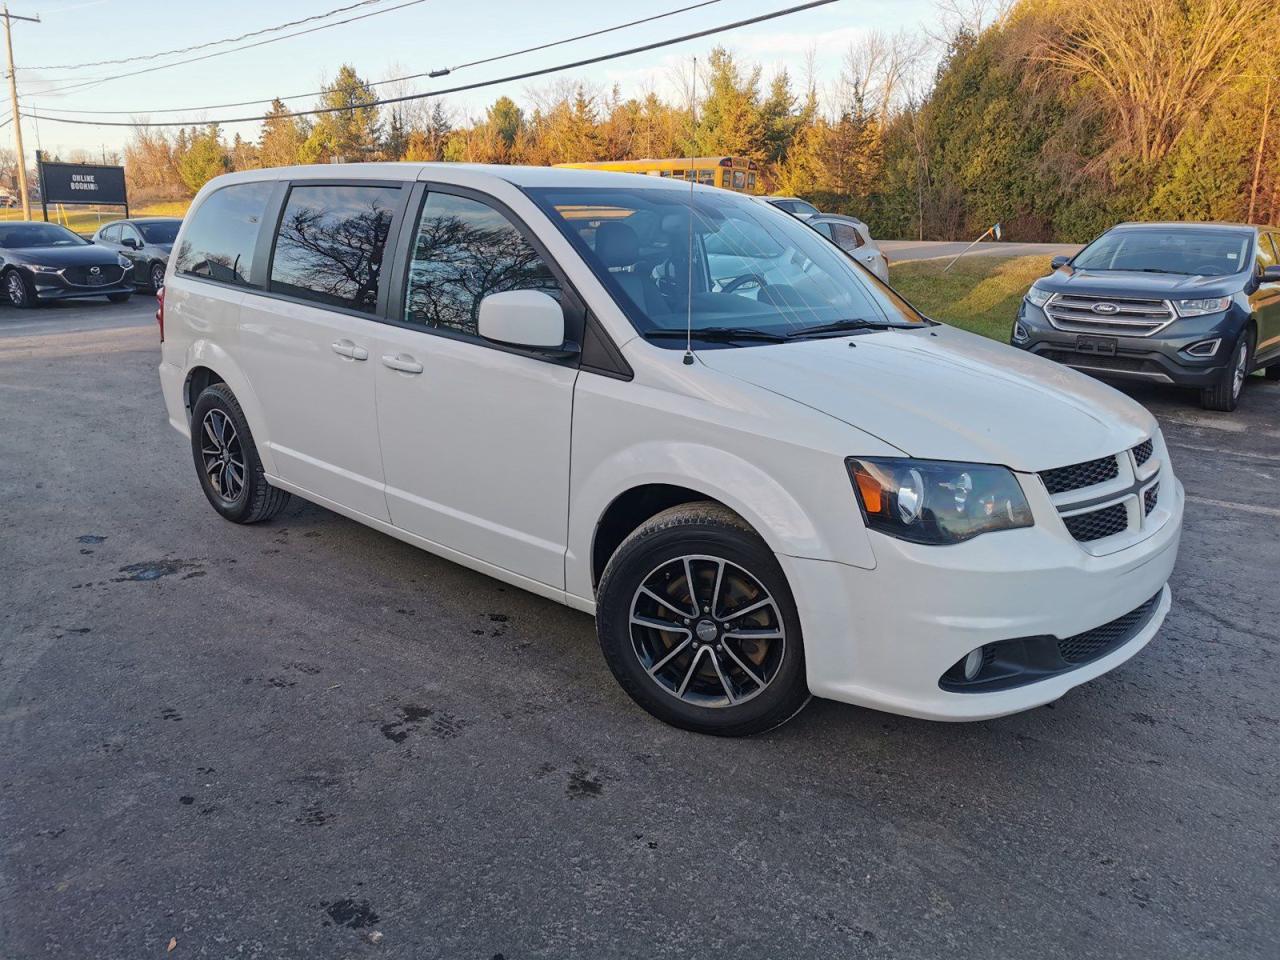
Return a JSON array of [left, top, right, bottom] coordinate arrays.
[[963, 647, 985, 681], [1012, 321, 1029, 344], [1184, 338, 1221, 358]]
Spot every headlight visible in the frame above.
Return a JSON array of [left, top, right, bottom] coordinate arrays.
[[29, 264, 60, 273], [1173, 296, 1230, 317], [1025, 284, 1052, 307], [847, 457, 1034, 545], [117, 254, 132, 269]]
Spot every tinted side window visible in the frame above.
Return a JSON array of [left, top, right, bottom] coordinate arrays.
[[403, 192, 559, 336], [1257, 233, 1278, 269], [122, 224, 142, 246], [832, 223, 864, 250], [811, 221, 833, 239], [269, 184, 398, 314], [175, 181, 273, 287], [100, 223, 121, 243]]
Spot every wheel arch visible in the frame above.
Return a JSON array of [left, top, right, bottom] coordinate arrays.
[[180, 341, 279, 475]]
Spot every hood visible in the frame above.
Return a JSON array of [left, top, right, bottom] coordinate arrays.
[[698, 325, 1155, 473], [4, 243, 122, 267], [1036, 266, 1242, 299]]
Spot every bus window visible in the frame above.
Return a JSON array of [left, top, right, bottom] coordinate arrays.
[[748, 173, 757, 190], [732, 171, 746, 189], [698, 169, 715, 185]]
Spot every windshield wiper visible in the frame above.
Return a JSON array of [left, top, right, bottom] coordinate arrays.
[[786, 318, 899, 339], [643, 327, 789, 343]]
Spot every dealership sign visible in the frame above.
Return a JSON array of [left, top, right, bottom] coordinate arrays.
[[37, 158, 128, 207]]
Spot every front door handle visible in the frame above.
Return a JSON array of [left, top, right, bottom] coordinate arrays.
[[382, 353, 423, 374], [331, 339, 368, 361]]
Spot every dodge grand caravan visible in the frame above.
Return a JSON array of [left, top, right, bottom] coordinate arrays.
[[157, 164, 1183, 736]]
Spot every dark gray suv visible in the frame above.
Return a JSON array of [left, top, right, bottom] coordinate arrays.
[[1012, 222, 1280, 411]]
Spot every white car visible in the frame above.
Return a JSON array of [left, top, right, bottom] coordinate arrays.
[[807, 213, 890, 283], [157, 163, 1182, 736]]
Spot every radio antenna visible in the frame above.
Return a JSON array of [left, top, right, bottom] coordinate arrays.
[[683, 55, 696, 366]]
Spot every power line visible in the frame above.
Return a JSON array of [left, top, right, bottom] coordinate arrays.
[[19, 0, 393, 71], [22, 0, 838, 129], [29, 0, 725, 116], [22, 0, 432, 97]]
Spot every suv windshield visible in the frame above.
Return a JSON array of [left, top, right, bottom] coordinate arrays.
[[1072, 227, 1252, 276], [526, 186, 923, 346], [0, 222, 87, 248], [138, 221, 180, 244]]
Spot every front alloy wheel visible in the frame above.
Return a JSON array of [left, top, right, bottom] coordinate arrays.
[[6, 270, 32, 308]]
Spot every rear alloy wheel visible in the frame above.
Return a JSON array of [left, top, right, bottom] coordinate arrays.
[[596, 503, 809, 736], [5, 269, 34, 309], [190, 383, 290, 523], [1201, 328, 1253, 412]]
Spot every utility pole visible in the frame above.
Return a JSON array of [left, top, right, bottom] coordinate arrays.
[[2, 5, 38, 221], [1247, 77, 1272, 225]]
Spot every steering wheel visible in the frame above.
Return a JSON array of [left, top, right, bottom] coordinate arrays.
[[720, 273, 769, 294]]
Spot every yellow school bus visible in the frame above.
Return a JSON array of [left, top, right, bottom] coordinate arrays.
[[554, 157, 760, 193]]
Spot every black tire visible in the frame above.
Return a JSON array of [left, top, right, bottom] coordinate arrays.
[[1200, 326, 1253, 412], [595, 502, 809, 736], [149, 262, 166, 292], [4, 269, 35, 309], [190, 383, 290, 524], [1265, 364, 1279, 382], [107, 292, 132, 304]]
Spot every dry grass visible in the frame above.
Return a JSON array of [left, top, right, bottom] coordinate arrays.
[[890, 254, 1056, 341]]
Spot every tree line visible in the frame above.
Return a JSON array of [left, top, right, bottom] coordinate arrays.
[[118, 0, 1277, 242]]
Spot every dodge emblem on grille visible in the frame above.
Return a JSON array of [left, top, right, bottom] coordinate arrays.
[[1091, 302, 1120, 315]]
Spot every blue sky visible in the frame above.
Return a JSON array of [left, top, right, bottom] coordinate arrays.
[[14, 0, 937, 160]]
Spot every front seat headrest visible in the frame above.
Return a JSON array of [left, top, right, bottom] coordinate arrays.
[[594, 221, 640, 268]]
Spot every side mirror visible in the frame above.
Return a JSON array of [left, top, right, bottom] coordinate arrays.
[[1261, 265, 1280, 283], [121, 236, 138, 249], [477, 289, 566, 350], [1050, 255, 1070, 269]]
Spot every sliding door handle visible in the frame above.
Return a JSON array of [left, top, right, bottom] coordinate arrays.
[[382, 353, 423, 374], [331, 339, 368, 361]]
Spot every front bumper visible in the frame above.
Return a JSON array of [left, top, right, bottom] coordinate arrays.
[[780, 472, 1183, 721], [1011, 301, 1245, 387], [31, 266, 134, 301]]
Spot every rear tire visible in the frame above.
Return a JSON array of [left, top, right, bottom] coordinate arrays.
[[1200, 327, 1253, 412], [190, 383, 290, 524], [595, 502, 809, 736]]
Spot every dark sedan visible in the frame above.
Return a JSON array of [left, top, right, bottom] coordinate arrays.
[[92, 216, 180, 292], [0, 221, 134, 308], [1012, 222, 1280, 411]]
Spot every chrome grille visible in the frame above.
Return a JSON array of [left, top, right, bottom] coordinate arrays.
[[1132, 438, 1153, 467], [1057, 592, 1162, 664], [64, 264, 124, 287], [1045, 294, 1174, 336], [1063, 502, 1128, 542], [1039, 455, 1119, 495]]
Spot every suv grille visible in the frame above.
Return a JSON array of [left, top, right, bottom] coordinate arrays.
[[1058, 592, 1162, 664], [1045, 294, 1174, 337], [64, 264, 124, 286], [1063, 502, 1128, 542], [1144, 483, 1159, 515], [1132, 439, 1153, 467], [1040, 455, 1119, 495]]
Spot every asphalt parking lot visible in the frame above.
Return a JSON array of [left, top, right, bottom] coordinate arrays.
[[2, 298, 1278, 959]]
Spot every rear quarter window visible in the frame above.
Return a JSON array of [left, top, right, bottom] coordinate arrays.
[[174, 181, 273, 287]]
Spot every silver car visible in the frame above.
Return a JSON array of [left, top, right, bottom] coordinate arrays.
[[808, 214, 889, 283]]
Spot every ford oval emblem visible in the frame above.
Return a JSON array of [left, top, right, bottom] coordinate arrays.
[[1092, 302, 1120, 315]]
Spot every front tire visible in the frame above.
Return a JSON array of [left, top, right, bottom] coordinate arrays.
[[5, 269, 35, 309], [595, 503, 809, 736], [1201, 327, 1253, 412], [149, 262, 165, 291], [107, 292, 132, 304], [190, 383, 290, 523]]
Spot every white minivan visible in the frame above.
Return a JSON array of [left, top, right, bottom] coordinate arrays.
[[157, 163, 1183, 735]]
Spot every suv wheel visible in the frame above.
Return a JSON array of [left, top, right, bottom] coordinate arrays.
[[190, 383, 290, 523], [1201, 327, 1253, 412], [595, 503, 809, 736]]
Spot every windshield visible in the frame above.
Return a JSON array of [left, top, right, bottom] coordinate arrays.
[[1072, 228, 1251, 276], [0, 222, 88, 248], [138, 221, 180, 244], [526, 186, 923, 346]]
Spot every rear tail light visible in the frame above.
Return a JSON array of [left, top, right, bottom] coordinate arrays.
[[156, 286, 165, 342]]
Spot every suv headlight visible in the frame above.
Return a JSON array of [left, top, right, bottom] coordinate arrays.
[[1025, 284, 1052, 307], [847, 458, 1034, 545], [117, 254, 132, 269], [1173, 296, 1230, 317]]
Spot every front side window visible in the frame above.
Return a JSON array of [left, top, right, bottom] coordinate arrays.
[[175, 181, 273, 286], [527, 185, 924, 349], [1256, 233, 1277, 270], [122, 224, 143, 246], [100, 223, 121, 243], [403, 191, 559, 336], [1072, 227, 1252, 277], [138, 221, 180, 244], [270, 184, 399, 314]]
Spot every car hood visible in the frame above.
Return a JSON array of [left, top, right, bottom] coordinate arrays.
[[698, 325, 1156, 472], [4, 244, 122, 267], [1036, 267, 1242, 299]]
